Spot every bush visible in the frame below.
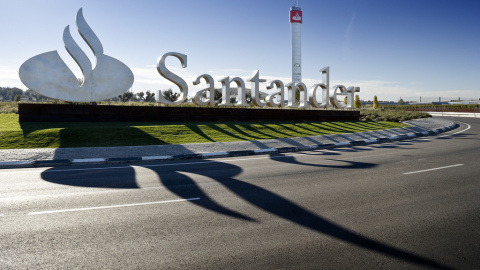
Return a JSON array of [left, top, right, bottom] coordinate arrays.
[[0, 102, 18, 114], [373, 96, 379, 109], [382, 104, 480, 112], [360, 109, 430, 122], [354, 95, 361, 108]]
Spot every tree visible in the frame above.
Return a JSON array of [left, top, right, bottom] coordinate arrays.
[[398, 98, 405, 105], [137, 91, 145, 101], [118, 92, 134, 102], [200, 88, 222, 103], [25, 89, 48, 101], [373, 96, 379, 109], [0, 87, 23, 101], [145, 91, 155, 102], [161, 89, 180, 102], [344, 96, 348, 106], [354, 95, 362, 108], [14, 94, 21, 102]]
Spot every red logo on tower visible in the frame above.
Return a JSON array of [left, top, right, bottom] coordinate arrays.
[[290, 10, 302, 23]]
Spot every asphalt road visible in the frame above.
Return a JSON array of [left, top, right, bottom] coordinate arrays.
[[1, 117, 479, 269]]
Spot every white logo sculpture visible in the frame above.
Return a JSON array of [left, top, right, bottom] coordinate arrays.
[[19, 9, 134, 102]]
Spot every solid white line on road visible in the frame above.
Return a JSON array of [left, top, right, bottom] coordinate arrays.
[[420, 122, 471, 141], [72, 158, 106, 163], [403, 164, 463, 175], [27, 198, 200, 215], [142, 155, 173, 161]]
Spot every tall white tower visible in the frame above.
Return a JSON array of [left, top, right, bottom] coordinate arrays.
[[290, 4, 302, 83]]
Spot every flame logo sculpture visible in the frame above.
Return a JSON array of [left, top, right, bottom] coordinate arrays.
[[19, 8, 134, 102]]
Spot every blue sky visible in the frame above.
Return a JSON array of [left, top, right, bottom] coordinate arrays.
[[1, 0, 479, 102]]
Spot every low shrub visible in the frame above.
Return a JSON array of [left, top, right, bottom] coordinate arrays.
[[383, 104, 480, 112], [0, 102, 18, 114], [360, 109, 430, 122]]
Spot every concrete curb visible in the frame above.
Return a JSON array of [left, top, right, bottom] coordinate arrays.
[[0, 123, 459, 169]]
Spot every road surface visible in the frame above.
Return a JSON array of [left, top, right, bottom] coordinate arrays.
[[1, 117, 479, 269]]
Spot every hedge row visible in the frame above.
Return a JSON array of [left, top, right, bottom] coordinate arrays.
[[382, 104, 480, 112]]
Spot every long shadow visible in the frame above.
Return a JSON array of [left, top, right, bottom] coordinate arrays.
[[42, 156, 450, 269], [148, 158, 451, 269], [309, 122, 353, 134], [347, 122, 395, 134], [260, 124, 299, 138], [270, 152, 376, 169], [38, 126, 452, 269], [296, 122, 327, 134], [20, 122, 169, 148], [279, 124, 317, 136], [207, 124, 251, 141], [302, 136, 324, 145], [321, 122, 360, 133], [41, 160, 253, 221], [185, 124, 216, 142], [226, 124, 267, 140], [443, 133, 480, 140], [239, 124, 278, 139]]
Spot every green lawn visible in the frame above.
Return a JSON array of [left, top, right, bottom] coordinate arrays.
[[0, 114, 406, 149]]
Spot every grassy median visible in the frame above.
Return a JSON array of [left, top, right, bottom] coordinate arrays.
[[0, 113, 406, 149]]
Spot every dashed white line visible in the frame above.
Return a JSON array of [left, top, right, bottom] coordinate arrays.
[[27, 197, 200, 215], [403, 164, 464, 175]]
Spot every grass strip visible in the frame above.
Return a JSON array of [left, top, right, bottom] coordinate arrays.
[[0, 114, 406, 149]]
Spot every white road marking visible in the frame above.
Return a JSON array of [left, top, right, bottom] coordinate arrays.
[[416, 122, 471, 141], [72, 158, 106, 163], [27, 197, 200, 215], [142, 155, 173, 161], [403, 164, 463, 175]]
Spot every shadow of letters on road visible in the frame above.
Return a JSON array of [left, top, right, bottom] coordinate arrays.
[[40, 145, 451, 269]]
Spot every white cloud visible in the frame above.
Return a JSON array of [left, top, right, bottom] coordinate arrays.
[[0, 67, 25, 89]]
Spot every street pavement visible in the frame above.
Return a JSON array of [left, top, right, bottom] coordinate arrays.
[[1, 117, 479, 269]]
